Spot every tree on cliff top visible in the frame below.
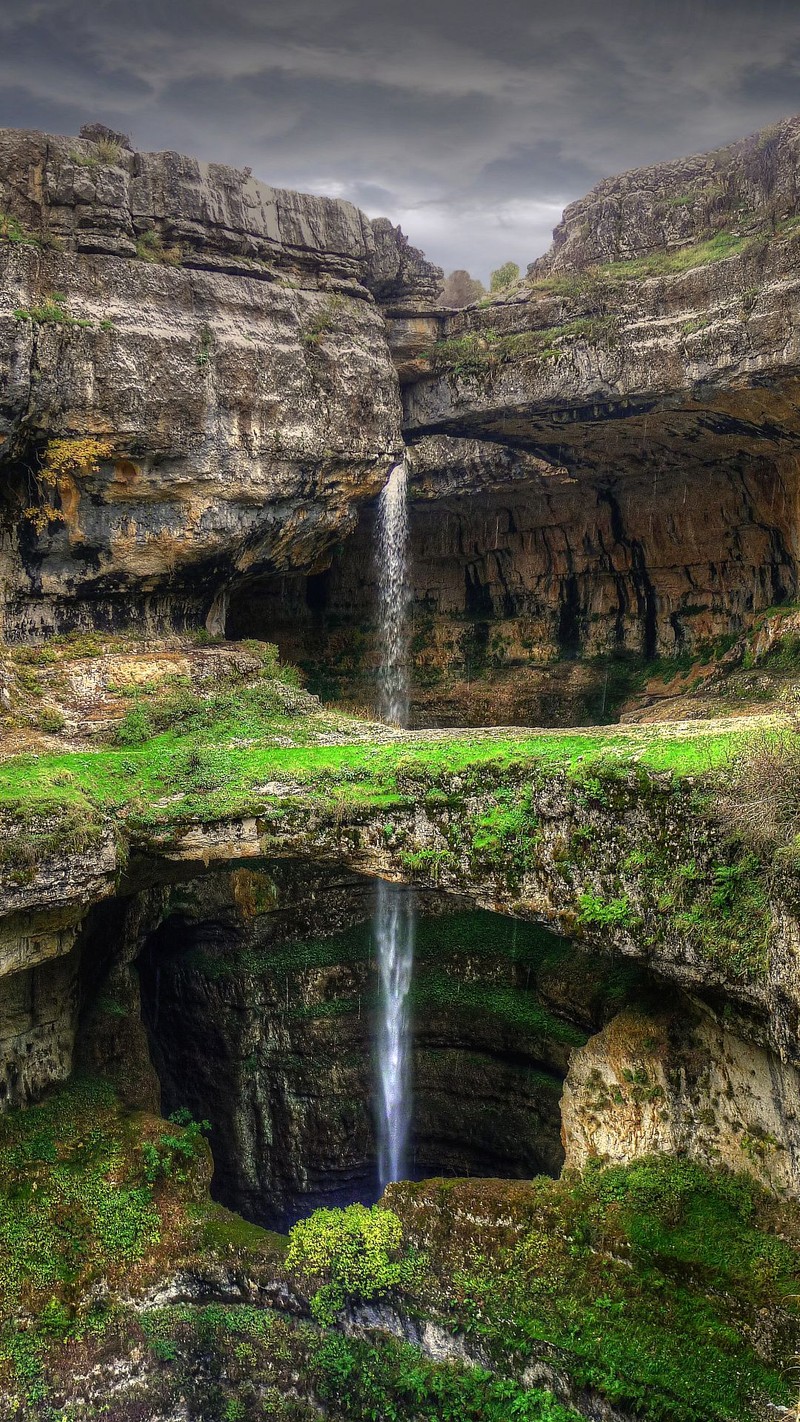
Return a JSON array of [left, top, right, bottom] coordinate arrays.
[[490, 261, 520, 292]]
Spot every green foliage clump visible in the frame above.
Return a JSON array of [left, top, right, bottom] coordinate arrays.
[[301, 294, 344, 347], [69, 138, 122, 168], [0, 1079, 162, 1398], [426, 316, 617, 378], [286, 1204, 424, 1324], [0, 1079, 220, 1404], [470, 793, 539, 876], [129, 1300, 578, 1420], [0, 211, 39, 245], [13, 293, 93, 327], [399, 845, 450, 878], [113, 646, 301, 749], [115, 701, 154, 746], [577, 892, 634, 928], [36, 705, 66, 734], [141, 1108, 210, 1186], [135, 228, 183, 265], [312, 1332, 582, 1421], [196, 323, 215, 369], [489, 260, 521, 292], [0, 1080, 159, 1303]]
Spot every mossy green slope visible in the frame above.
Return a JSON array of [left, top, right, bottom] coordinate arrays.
[[3, 1076, 798, 1421]]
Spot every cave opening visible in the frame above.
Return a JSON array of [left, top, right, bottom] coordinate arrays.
[[135, 864, 656, 1231], [221, 452, 800, 732]]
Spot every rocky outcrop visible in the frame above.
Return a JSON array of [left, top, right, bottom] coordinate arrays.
[[0, 126, 434, 638], [561, 1005, 800, 1196], [529, 116, 800, 277], [365, 218, 443, 308], [233, 118, 800, 725]]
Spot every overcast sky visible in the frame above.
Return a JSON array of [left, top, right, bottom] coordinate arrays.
[[0, 0, 798, 279]]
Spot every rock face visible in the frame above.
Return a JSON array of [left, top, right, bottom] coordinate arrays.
[[530, 116, 800, 276], [229, 117, 800, 724], [0, 127, 432, 638], [13, 847, 794, 1229], [5, 119, 800, 723], [230, 426, 798, 724], [3, 737, 799, 1198], [0, 948, 77, 1108], [136, 868, 608, 1228], [562, 1005, 800, 1196]]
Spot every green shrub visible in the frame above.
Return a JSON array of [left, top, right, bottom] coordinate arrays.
[[115, 703, 154, 746], [95, 137, 122, 165], [196, 324, 215, 368], [13, 293, 93, 327], [0, 211, 38, 245], [490, 260, 521, 292], [301, 294, 344, 347], [286, 1204, 424, 1324], [135, 228, 182, 265], [141, 1109, 209, 1186], [312, 1333, 582, 1421], [577, 892, 633, 928], [37, 706, 65, 734]]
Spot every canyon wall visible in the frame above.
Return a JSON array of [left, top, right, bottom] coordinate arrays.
[[230, 121, 800, 723], [0, 126, 438, 639], [4, 121, 800, 724]]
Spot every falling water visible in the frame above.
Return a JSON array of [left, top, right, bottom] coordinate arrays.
[[374, 459, 415, 1188], [374, 879, 415, 1187], [376, 460, 410, 727]]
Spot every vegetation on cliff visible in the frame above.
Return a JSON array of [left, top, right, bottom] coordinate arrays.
[[382, 1158, 800, 1422], [0, 637, 782, 985], [1, 1078, 795, 1420]]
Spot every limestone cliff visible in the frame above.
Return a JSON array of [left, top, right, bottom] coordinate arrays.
[[0, 125, 441, 638], [2, 118, 800, 1422], [233, 116, 800, 724]]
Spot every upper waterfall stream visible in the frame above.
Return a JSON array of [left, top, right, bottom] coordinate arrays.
[[376, 459, 411, 727]]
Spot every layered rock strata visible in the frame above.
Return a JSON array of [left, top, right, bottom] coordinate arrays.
[[0, 126, 438, 638], [231, 119, 800, 723]]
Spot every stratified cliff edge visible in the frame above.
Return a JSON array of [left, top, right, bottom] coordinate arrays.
[[0, 124, 439, 639], [239, 117, 800, 724]]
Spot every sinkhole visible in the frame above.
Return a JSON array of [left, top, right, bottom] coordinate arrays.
[[135, 865, 657, 1232]]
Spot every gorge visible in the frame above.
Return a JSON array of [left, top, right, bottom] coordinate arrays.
[[0, 116, 800, 1420]]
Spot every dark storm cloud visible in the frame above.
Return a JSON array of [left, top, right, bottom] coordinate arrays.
[[0, 0, 799, 277]]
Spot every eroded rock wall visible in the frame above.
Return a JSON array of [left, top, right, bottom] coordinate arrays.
[[136, 869, 588, 1227], [562, 1005, 800, 1196], [0, 128, 430, 638], [229, 432, 798, 724]]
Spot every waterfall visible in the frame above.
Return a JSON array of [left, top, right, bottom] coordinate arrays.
[[374, 458, 415, 1189], [374, 879, 415, 1187], [376, 459, 410, 727]]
